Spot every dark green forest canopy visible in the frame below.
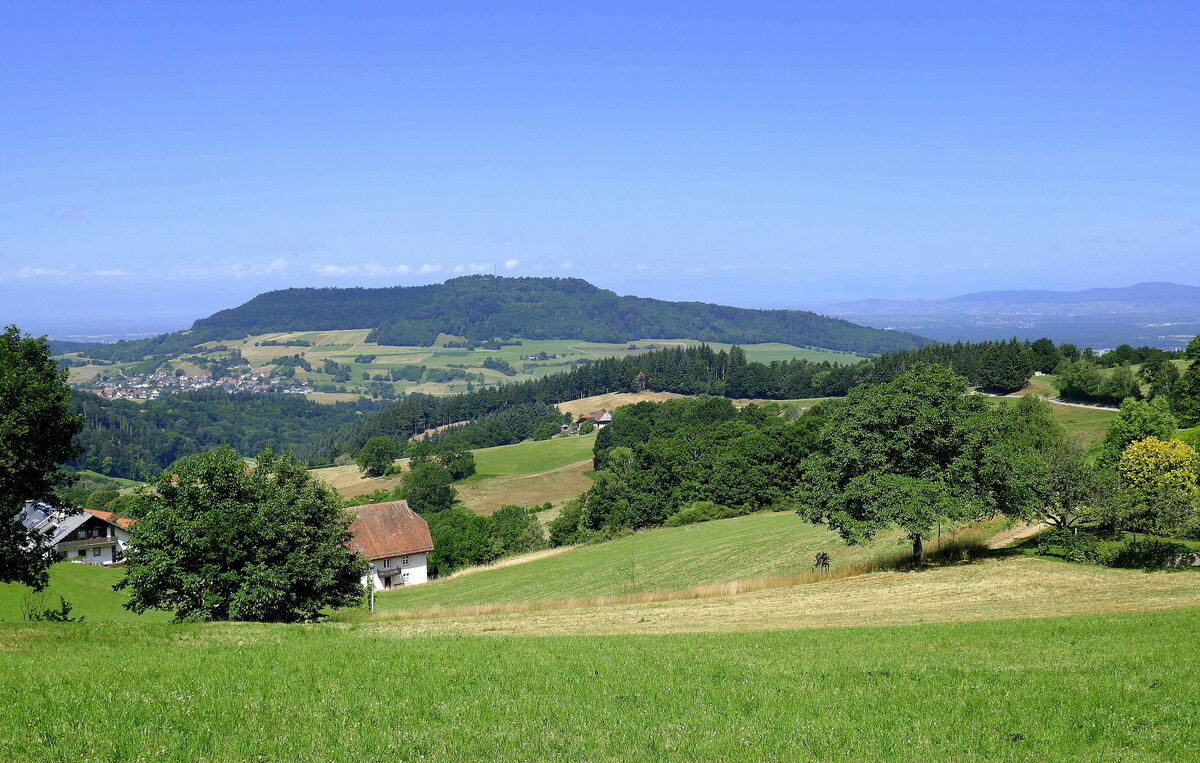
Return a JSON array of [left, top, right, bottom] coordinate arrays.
[[87, 276, 927, 361], [70, 389, 384, 479]]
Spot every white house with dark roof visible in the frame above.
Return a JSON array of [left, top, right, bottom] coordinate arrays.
[[344, 500, 434, 589], [575, 410, 613, 429], [22, 502, 136, 566]]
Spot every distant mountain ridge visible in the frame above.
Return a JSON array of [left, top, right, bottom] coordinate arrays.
[[88, 276, 927, 361], [823, 282, 1200, 316], [815, 282, 1200, 349]]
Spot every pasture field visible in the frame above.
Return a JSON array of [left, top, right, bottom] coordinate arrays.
[[2, 608, 1197, 761], [368, 512, 922, 614], [312, 434, 598, 510], [455, 462, 594, 515], [469, 433, 596, 476], [452, 434, 599, 513]]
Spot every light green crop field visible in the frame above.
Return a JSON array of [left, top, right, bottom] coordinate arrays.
[[2, 609, 1198, 761], [369, 512, 919, 614], [0, 563, 170, 623]]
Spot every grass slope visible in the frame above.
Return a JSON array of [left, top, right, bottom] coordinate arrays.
[[0, 563, 170, 624], [468, 433, 596, 476], [370, 512, 914, 614], [2, 609, 1197, 760]]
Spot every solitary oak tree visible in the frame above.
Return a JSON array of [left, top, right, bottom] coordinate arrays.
[[795, 363, 1031, 563], [119, 446, 367, 622], [0, 326, 82, 589]]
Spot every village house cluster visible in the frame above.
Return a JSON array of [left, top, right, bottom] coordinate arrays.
[[80, 369, 315, 400]]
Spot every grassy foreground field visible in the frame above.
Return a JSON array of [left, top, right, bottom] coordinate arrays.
[[3, 608, 1198, 760]]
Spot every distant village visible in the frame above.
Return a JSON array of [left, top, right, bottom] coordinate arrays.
[[79, 368, 316, 400]]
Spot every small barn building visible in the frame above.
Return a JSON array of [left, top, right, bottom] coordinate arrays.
[[345, 500, 434, 589]]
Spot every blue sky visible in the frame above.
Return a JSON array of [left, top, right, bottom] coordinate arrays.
[[2, 2, 1198, 332]]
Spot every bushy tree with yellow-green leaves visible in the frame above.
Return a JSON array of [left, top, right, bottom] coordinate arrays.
[[1116, 437, 1199, 537], [1119, 437, 1199, 495]]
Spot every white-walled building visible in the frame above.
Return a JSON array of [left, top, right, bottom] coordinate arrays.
[[576, 410, 613, 429], [22, 502, 135, 565], [345, 500, 434, 589]]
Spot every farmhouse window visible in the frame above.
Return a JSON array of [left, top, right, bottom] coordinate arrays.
[[401, 555, 409, 565], [93, 547, 102, 558], [382, 558, 391, 568]]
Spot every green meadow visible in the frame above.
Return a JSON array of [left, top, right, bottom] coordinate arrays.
[[0, 564, 169, 624], [466, 432, 596, 478], [3, 609, 1197, 761]]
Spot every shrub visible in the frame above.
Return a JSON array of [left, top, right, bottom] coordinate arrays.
[[1033, 528, 1114, 565], [663, 501, 752, 527], [1107, 537, 1187, 569]]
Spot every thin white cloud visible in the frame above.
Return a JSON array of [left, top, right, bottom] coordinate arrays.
[[311, 262, 412, 277], [16, 265, 78, 278], [417, 263, 443, 274], [263, 257, 289, 274], [559, 262, 573, 270], [454, 263, 494, 274], [91, 269, 130, 277], [503, 258, 520, 271], [720, 264, 737, 271]]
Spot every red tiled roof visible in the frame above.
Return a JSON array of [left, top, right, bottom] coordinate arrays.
[[344, 500, 434, 560], [82, 508, 136, 529]]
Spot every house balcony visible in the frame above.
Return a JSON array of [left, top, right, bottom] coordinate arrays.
[[56, 537, 120, 552]]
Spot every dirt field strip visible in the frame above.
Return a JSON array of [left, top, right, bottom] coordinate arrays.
[[986, 521, 1048, 549]]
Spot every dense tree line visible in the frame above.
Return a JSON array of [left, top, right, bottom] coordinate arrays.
[[549, 398, 825, 543], [70, 389, 385, 479]]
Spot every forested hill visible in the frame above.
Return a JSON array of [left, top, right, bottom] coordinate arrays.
[[185, 276, 925, 354]]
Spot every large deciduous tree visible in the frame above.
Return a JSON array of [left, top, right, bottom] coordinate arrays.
[[1, 326, 82, 589], [1098, 397, 1178, 469], [795, 363, 1031, 563], [118, 446, 367, 622], [355, 435, 402, 477], [403, 460, 456, 514]]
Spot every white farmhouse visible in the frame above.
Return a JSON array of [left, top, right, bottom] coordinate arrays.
[[576, 410, 613, 429], [22, 502, 135, 566], [345, 500, 433, 589]]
